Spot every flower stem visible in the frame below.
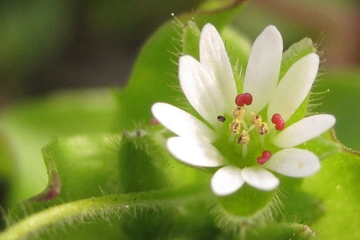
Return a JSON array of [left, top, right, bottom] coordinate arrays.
[[0, 185, 208, 240]]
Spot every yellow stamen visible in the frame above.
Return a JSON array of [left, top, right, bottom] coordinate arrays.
[[233, 106, 245, 120], [238, 130, 250, 144], [258, 122, 269, 135], [250, 112, 262, 127], [250, 112, 269, 135], [229, 119, 241, 134]]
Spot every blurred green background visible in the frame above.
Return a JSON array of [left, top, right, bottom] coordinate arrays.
[[0, 0, 359, 103], [0, 0, 360, 220]]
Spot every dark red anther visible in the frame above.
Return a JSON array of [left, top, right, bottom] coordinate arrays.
[[217, 115, 226, 122], [271, 113, 285, 131], [257, 150, 272, 165], [235, 93, 253, 107]]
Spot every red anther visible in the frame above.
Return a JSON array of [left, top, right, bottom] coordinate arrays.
[[235, 94, 245, 106], [243, 93, 253, 105], [262, 150, 272, 159], [271, 113, 285, 131], [271, 113, 281, 124], [257, 150, 272, 165], [235, 93, 253, 106], [275, 120, 285, 131]]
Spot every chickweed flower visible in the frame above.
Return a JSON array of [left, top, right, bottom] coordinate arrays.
[[151, 23, 335, 196]]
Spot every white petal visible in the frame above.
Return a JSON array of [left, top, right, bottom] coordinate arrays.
[[241, 167, 279, 191], [211, 166, 245, 196], [264, 148, 320, 177], [273, 114, 336, 148], [166, 137, 225, 167], [151, 102, 216, 143], [267, 53, 319, 122], [179, 55, 224, 126], [199, 23, 237, 112], [243, 25, 283, 114]]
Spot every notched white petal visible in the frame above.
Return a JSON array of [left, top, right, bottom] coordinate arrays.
[[151, 102, 216, 142], [167, 137, 225, 167], [179, 55, 224, 126], [200, 24, 237, 111], [244, 25, 283, 114], [264, 148, 320, 177], [268, 53, 319, 122], [242, 167, 279, 191], [273, 114, 336, 148], [211, 166, 244, 196]]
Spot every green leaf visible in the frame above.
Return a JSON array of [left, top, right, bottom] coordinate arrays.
[[0, 89, 117, 204], [302, 144, 360, 239], [5, 131, 213, 239], [8, 134, 121, 221], [280, 38, 316, 80], [3, 133, 122, 239], [119, 128, 210, 193], [182, 21, 201, 58], [217, 184, 275, 217], [114, 0, 246, 129], [299, 69, 360, 239], [119, 131, 168, 193]]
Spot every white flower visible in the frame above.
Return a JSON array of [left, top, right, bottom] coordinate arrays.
[[151, 23, 335, 196]]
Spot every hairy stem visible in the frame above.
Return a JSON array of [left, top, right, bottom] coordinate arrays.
[[1, 185, 208, 240]]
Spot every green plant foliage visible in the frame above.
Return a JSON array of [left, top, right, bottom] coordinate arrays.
[[2, 132, 213, 240], [0, 89, 117, 204], [114, 0, 246, 129], [1, 0, 360, 239], [0, 1, 248, 239], [302, 134, 360, 239]]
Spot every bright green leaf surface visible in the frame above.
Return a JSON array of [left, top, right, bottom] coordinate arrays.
[[284, 66, 360, 240], [0, 89, 117, 204], [4, 133, 214, 239], [302, 145, 360, 239], [5, 133, 122, 239]]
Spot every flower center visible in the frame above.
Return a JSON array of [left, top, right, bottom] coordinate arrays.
[[217, 93, 285, 168]]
